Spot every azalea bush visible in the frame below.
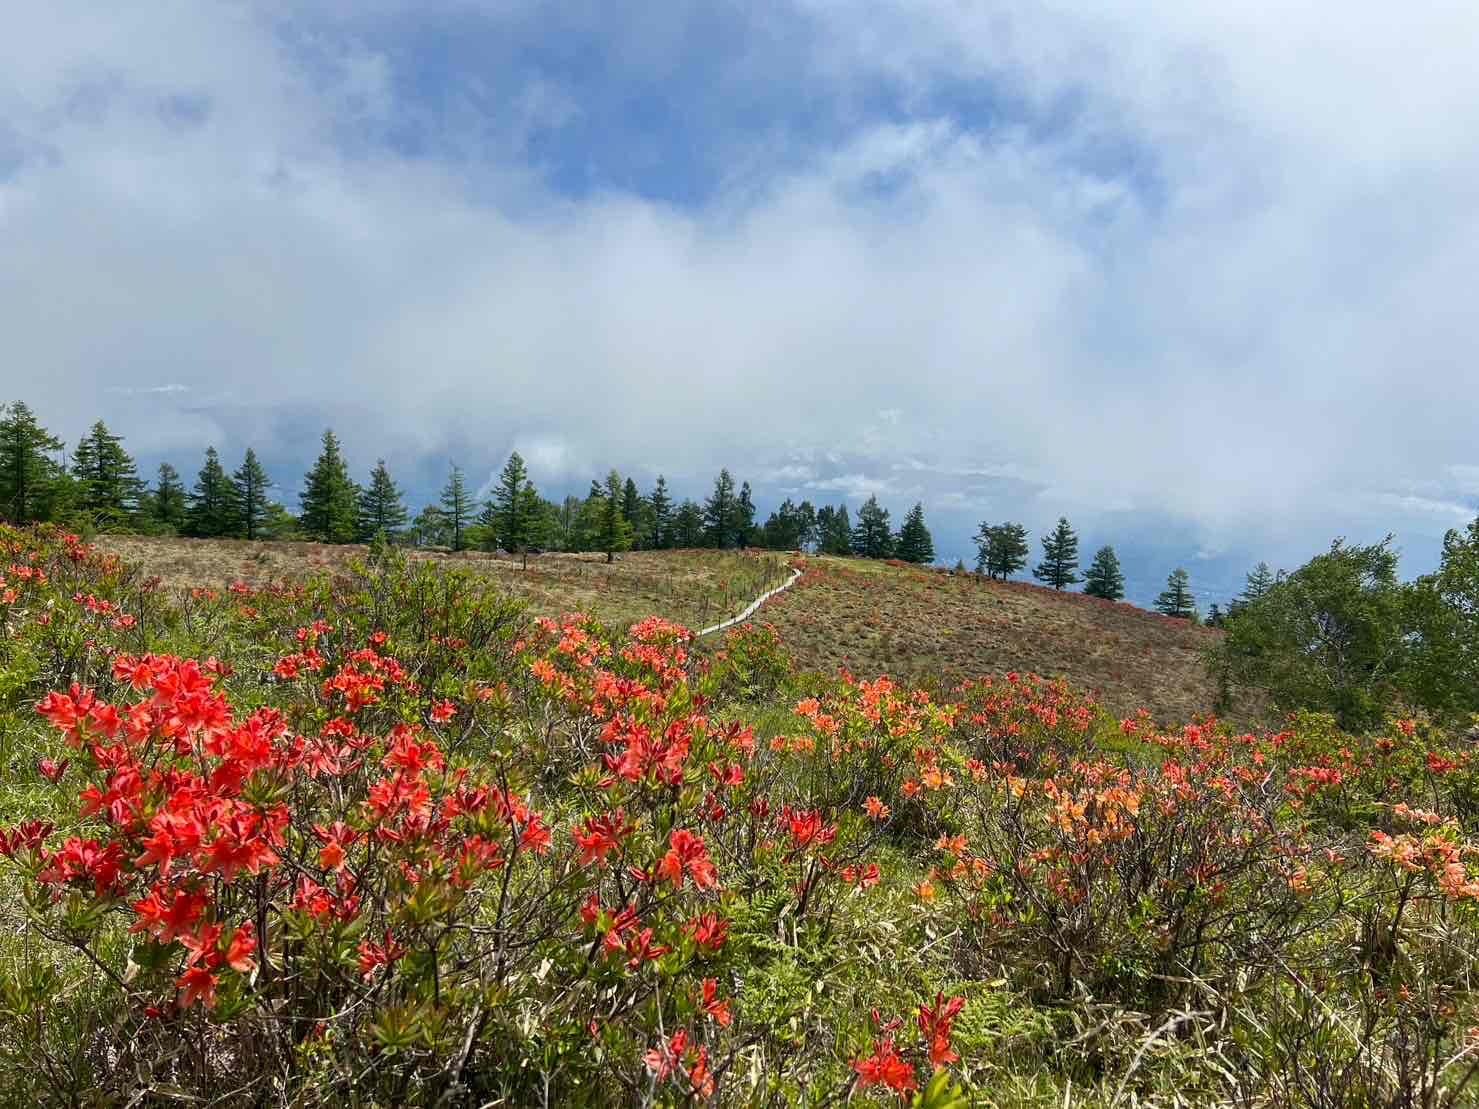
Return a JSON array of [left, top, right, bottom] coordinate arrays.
[[2, 522, 1479, 1106]]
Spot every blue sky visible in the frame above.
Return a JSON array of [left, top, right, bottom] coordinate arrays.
[[3, 1, 1478, 606]]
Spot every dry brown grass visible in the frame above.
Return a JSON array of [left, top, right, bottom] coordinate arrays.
[[97, 538, 1250, 725], [760, 556, 1260, 726], [97, 536, 792, 634]]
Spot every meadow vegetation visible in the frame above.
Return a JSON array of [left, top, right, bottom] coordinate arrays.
[[3, 523, 1479, 1106]]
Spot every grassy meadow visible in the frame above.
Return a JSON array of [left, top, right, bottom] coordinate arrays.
[[0, 526, 1475, 1107]]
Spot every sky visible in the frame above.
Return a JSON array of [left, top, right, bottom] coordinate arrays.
[[3, 1, 1477, 606]]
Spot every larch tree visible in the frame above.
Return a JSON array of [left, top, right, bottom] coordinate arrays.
[[1154, 568, 1197, 619], [851, 495, 893, 559], [298, 430, 359, 543], [357, 460, 409, 542], [71, 420, 144, 522], [974, 522, 1030, 580], [1082, 545, 1125, 601], [439, 466, 473, 552], [185, 447, 234, 538], [1242, 562, 1277, 604], [599, 469, 634, 564], [231, 449, 273, 541], [622, 478, 643, 547], [815, 503, 853, 555], [150, 463, 187, 531], [489, 451, 531, 552], [1033, 517, 1080, 590], [0, 401, 64, 524], [703, 469, 738, 549], [672, 499, 704, 548], [736, 482, 757, 549], [894, 502, 935, 564], [648, 475, 672, 549]]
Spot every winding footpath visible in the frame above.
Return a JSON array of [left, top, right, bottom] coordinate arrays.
[[696, 567, 804, 638]]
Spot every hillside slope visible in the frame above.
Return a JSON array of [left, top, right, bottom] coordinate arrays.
[[97, 537, 1241, 725], [98, 535, 791, 635], [760, 556, 1246, 724]]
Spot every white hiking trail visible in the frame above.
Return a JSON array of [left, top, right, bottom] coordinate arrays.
[[696, 567, 803, 639]]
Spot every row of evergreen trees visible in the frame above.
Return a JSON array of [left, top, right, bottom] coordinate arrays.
[[969, 513, 1208, 620], [3, 401, 1272, 617], [0, 403, 940, 563]]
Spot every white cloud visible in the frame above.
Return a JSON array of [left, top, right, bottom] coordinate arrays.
[[0, 0, 1475, 583]]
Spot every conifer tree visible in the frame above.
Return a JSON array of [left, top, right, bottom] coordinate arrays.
[[974, 522, 1030, 580], [71, 420, 144, 521], [761, 499, 812, 550], [231, 449, 273, 540], [185, 447, 234, 538], [516, 484, 549, 567], [299, 430, 358, 543], [410, 504, 449, 548], [150, 463, 187, 530], [672, 499, 704, 548], [1082, 545, 1125, 601], [736, 482, 757, 549], [554, 495, 582, 551], [1242, 561, 1276, 604], [703, 469, 738, 548], [357, 460, 408, 542], [1155, 568, 1196, 619], [850, 496, 893, 559], [599, 469, 634, 564], [622, 478, 642, 543], [488, 451, 531, 552], [1033, 517, 1080, 589], [815, 504, 853, 555], [894, 503, 935, 563], [648, 475, 672, 549], [439, 466, 472, 552], [0, 401, 64, 524]]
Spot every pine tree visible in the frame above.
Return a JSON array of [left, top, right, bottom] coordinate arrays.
[[703, 469, 738, 548], [648, 475, 673, 549], [517, 484, 549, 567], [795, 500, 818, 551], [1155, 568, 1196, 619], [0, 401, 64, 523], [621, 478, 642, 545], [599, 469, 634, 564], [1033, 517, 1080, 589], [851, 496, 893, 559], [815, 504, 853, 555], [357, 460, 409, 542], [410, 504, 450, 548], [1242, 562, 1276, 604], [185, 447, 234, 538], [1082, 545, 1125, 600], [554, 495, 582, 551], [231, 450, 273, 540], [297, 430, 359, 543], [761, 499, 809, 550], [149, 463, 187, 530], [736, 482, 757, 549], [487, 451, 531, 553], [70, 420, 144, 522], [439, 466, 472, 551], [894, 503, 935, 563], [672, 499, 704, 548], [974, 522, 1030, 580]]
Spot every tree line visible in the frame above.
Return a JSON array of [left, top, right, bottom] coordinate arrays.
[[971, 514, 1200, 620], [0, 402, 940, 564]]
